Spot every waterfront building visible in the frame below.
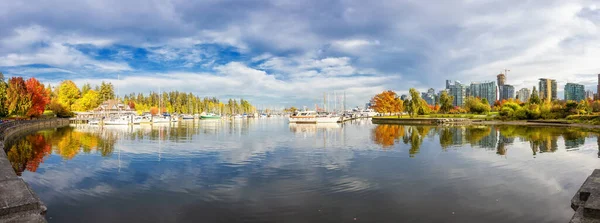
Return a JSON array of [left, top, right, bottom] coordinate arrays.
[[469, 81, 497, 105], [597, 74, 600, 100], [499, 84, 515, 100], [539, 78, 557, 102], [564, 83, 585, 102], [422, 88, 437, 105], [586, 90, 594, 100], [446, 80, 467, 107], [516, 88, 531, 102]]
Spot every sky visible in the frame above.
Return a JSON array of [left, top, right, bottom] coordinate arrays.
[[1, 0, 600, 107]]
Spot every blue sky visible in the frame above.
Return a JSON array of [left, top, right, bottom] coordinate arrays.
[[1, 0, 600, 107]]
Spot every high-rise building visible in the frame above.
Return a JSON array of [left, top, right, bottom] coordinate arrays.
[[446, 80, 466, 107], [564, 83, 585, 102], [497, 73, 506, 86], [499, 85, 515, 100], [586, 90, 594, 100], [469, 81, 497, 105], [597, 74, 600, 100], [538, 78, 557, 102], [516, 88, 531, 102]]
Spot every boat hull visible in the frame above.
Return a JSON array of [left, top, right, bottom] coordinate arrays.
[[201, 116, 221, 119], [288, 116, 341, 123]]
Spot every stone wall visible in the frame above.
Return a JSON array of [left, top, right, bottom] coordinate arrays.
[[0, 119, 70, 222]]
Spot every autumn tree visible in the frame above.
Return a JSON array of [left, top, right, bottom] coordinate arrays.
[[25, 78, 50, 118], [439, 90, 454, 113], [0, 72, 8, 117], [72, 90, 100, 111], [81, 83, 92, 95], [57, 80, 81, 111], [370, 90, 403, 116], [5, 77, 30, 117]]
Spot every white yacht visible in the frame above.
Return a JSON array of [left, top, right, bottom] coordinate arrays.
[[104, 116, 132, 125], [152, 116, 170, 123], [288, 111, 341, 123]]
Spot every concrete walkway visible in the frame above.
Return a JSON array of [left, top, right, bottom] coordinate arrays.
[[0, 119, 69, 222]]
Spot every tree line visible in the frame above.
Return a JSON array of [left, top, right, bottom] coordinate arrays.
[[370, 87, 599, 119], [0, 73, 256, 118]]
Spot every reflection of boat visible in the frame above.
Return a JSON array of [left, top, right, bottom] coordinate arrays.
[[289, 111, 341, 123], [89, 119, 100, 125], [181, 114, 194, 120], [104, 116, 131, 125], [289, 123, 341, 132], [201, 113, 221, 119], [152, 116, 170, 123]]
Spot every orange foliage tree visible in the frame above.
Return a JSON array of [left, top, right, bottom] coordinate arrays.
[[25, 78, 50, 118], [370, 90, 403, 116]]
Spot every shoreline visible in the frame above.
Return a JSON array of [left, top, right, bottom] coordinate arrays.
[[0, 119, 70, 222], [372, 117, 600, 130]]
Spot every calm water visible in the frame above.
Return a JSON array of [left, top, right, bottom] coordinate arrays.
[[4, 118, 600, 222]]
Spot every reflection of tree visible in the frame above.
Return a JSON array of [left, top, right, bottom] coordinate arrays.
[[439, 128, 453, 149], [5, 127, 116, 175], [402, 126, 429, 157], [466, 127, 493, 148], [372, 125, 405, 148]]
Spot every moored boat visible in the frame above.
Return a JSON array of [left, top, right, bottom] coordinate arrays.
[[288, 111, 341, 123], [201, 113, 221, 119]]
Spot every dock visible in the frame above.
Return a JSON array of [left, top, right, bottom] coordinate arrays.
[[571, 169, 600, 222]]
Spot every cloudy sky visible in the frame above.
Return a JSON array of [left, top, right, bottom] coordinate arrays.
[[1, 0, 599, 107]]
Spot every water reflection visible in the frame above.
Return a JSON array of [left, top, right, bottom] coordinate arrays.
[[5, 121, 600, 222], [5, 127, 116, 175], [372, 124, 599, 157]]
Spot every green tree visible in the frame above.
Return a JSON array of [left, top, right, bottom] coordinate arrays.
[[406, 88, 423, 117], [529, 87, 541, 105], [439, 90, 454, 113], [99, 81, 115, 102], [57, 80, 81, 111], [81, 83, 92, 95]]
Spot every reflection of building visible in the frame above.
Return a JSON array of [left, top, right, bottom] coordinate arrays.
[[516, 88, 531, 102], [564, 83, 585, 102], [446, 80, 467, 107], [539, 78, 557, 102], [469, 81, 497, 105], [531, 136, 559, 154]]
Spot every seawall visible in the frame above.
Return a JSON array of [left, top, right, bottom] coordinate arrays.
[[0, 119, 70, 222]]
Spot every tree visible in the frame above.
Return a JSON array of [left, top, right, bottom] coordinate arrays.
[[99, 81, 115, 102], [5, 77, 30, 117], [0, 72, 8, 117], [72, 90, 100, 111], [530, 87, 541, 105], [464, 97, 491, 114], [406, 88, 423, 117], [439, 90, 454, 113], [57, 80, 81, 111], [81, 83, 92, 95], [370, 90, 402, 115], [25, 78, 50, 118]]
